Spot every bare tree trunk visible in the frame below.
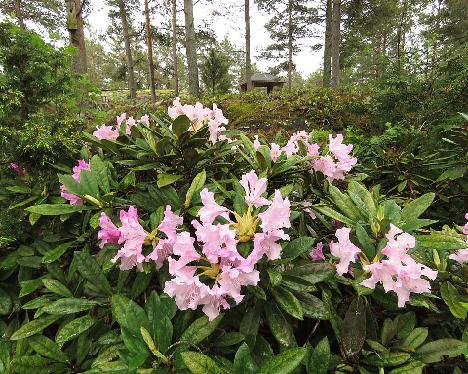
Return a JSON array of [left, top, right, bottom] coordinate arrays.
[[323, 0, 332, 87], [172, 0, 179, 95], [331, 0, 341, 87], [245, 0, 252, 91], [66, 0, 88, 74], [396, 0, 408, 74], [144, 0, 156, 102], [287, 0, 293, 90], [14, 0, 25, 29], [119, 1, 137, 99], [183, 0, 199, 97]]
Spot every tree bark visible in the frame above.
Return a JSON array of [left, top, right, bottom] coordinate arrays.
[[67, 0, 88, 74], [172, 0, 179, 95], [331, 0, 341, 87], [118, 1, 137, 99], [287, 0, 293, 90], [323, 0, 332, 87], [144, 0, 156, 102], [14, 0, 25, 29], [245, 0, 252, 91], [183, 0, 199, 97]]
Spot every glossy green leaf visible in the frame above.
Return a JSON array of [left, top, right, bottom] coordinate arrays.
[[258, 347, 306, 374], [181, 351, 224, 374], [10, 315, 60, 340], [55, 315, 95, 345], [308, 337, 330, 374]]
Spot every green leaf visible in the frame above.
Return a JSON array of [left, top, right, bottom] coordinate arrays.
[[264, 302, 296, 347], [25, 204, 95, 216], [173, 115, 191, 136], [314, 204, 355, 226], [0, 289, 12, 316], [267, 269, 282, 287], [329, 184, 361, 221], [295, 292, 330, 320], [240, 305, 261, 336], [388, 361, 425, 374], [341, 297, 366, 357], [155, 316, 173, 354], [55, 315, 95, 346], [440, 281, 467, 319], [283, 263, 335, 284], [308, 337, 330, 374], [42, 279, 73, 298], [401, 193, 435, 220], [361, 352, 411, 367], [157, 173, 183, 188], [181, 314, 223, 345], [184, 170, 206, 208], [258, 347, 306, 374], [400, 328, 428, 350], [111, 294, 130, 327], [416, 233, 467, 250], [281, 237, 315, 259], [271, 287, 303, 320], [90, 155, 110, 194], [214, 332, 245, 347], [415, 339, 468, 363], [233, 343, 256, 374], [356, 224, 375, 259], [74, 251, 112, 296], [381, 318, 396, 346], [28, 335, 69, 363], [10, 315, 60, 340], [394, 312, 416, 339], [42, 242, 74, 264], [180, 351, 224, 374], [42, 298, 98, 315]]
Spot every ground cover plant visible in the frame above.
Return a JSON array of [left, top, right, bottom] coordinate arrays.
[[1, 98, 467, 374]]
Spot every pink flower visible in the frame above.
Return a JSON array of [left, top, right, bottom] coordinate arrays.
[[146, 206, 183, 268], [312, 155, 337, 181], [449, 249, 468, 264], [113, 207, 147, 271], [61, 160, 90, 205], [97, 212, 120, 248], [9, 162, 26, 176], [361, 226, 438, 307], [117, 113, 127, 127], [252, 230, 290, 261], [198, 188, 231, 225], [72, 160, 90, 181], [139, 114, 150, 125], [258, 190, 291, 232], [168, 97, 185, 119], [192, 221, 238, 264], [164, 276, 208, 311], [253, 135, 261, 150], [240, 170, 271, 208], [200, 285, 231, 321], [60, 184, 83, 205], [270, 143, 282, 162], [307, 143, 320, 157], [310, 242, 325, 261], [126, 116, 136, 134], [282, 141, 298, 157], [329, 227, 361, 276], [93, 124, 119, 141]]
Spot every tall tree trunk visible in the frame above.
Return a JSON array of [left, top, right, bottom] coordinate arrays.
[[331, 0, 341, 87], [14, 0, 25, 29], [323, 0, 332, 87], [66, 0, 88, 74], [144, 0, 156, 102], [183, 0, 199, 97], [172, 0, 179, 95], [287, 0, 293, 90], [119, 1, 137, 99], [245, 0, 252, 91], [396, 0, 408, 74]]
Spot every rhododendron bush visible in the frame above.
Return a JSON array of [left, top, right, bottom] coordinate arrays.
[[0, 99, 467, 374]]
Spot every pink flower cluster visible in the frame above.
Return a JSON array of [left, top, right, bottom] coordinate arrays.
[[164, 171, 291, 320], [168, 98, 229, 144], [60, 160, 91, 205], [97, 205, 182, 271], [330, 227, 361, 275], [449, 213, 468, 263], [9, 162, 26, 176], [361, 224, 438, 307], [311, 134, 357, 182], [252, 132, 356, 182], [93, 113, 149, 141]]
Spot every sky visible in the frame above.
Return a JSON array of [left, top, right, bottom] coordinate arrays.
[[87, 0, 324, 77]]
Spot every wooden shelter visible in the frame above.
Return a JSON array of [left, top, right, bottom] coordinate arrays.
[[241, 73, 285, 93]]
